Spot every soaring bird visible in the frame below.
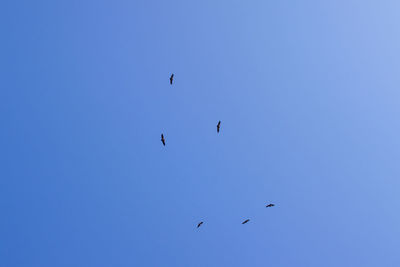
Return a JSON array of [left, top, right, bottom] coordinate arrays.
[[161, 134, 165, 146], [242, 219, 250, 224], [266, 204, 275, 208], [217, 121, 221, 133], [197, 222, 203, 228], [170, 74, 174, 85]]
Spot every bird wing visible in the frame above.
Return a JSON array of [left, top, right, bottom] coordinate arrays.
[[161, 135, 165, 145]]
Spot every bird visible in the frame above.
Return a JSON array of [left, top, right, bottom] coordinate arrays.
[[161, 134, 165, 146], [242, 219, 250, 224], [266, 204, 275, 208], [170, 74, 174, 85], [197, 222, 204, 228], [217, 121, 221, 133]]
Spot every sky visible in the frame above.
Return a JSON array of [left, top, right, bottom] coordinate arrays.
[[2, 0, 400, 266]]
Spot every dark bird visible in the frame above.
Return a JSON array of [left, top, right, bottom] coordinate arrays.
[[266, 204, 275, 208], [217, 121, 221, 133], [161, 134, 165, 146], [242, 219, 250, 224], [197, 222, 203, 228], [170, 74, 174, 85]]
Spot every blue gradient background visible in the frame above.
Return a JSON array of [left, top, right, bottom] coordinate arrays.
[[2, 1, 400, 266]]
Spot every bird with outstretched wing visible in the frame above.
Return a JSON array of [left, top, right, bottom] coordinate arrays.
[[170, 74, 174, 85], [266, 204, 275, 208], [161, 134, 165, 146], [242, 219, 250, 224], [197, 222, 203, 228], [217, 121, 221, 133]]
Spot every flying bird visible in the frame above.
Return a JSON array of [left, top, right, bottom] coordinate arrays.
[[170, 74, 174, 84], [217, 121, 221, 133], [197, 222, 203, 228], [266, 204, 275, 208], [161, 134, 165, 146], [242, 219, 250, 224]]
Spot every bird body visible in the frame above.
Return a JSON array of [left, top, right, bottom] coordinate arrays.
[[266, 204, 275, 208], [242, 219, 250, 224], [170, 74, 174, 84], [197, 222, 203, 228], [217, 121, 221, 133], [161, 134, 165, 146]]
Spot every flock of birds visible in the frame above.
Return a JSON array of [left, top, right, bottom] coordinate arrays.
[[163, 74, 276, 229]]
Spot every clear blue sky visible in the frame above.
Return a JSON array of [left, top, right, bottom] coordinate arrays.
[[2, 1, 400, 266]]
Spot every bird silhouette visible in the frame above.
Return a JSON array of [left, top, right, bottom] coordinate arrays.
[[266, 204, 275, 208], [161, 134, 165, 146], [242, 219, 250, 224], [197, 222, 203, 228], [170, 74, 174, 85], [217, 121, 221, 133]]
